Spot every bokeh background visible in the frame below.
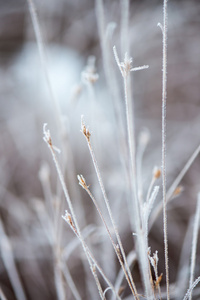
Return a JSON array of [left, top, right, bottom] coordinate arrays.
[[1, 0, 200, 299]]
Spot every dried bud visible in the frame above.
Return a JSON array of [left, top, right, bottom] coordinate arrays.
[[153, 167, 161, 179], [92, 264, 96, 273], [115, 244, 123, 263], [173, 186, 183, 197], [43, 123, 52, 147], [77, 174, 90, 190], [43, 123, 60, 153], [81, 116, 91, 142], [113, 45, 149, 78], [82, 56, 99, 84], [62, 211, 77, 234], [155, 273, 163, 289]]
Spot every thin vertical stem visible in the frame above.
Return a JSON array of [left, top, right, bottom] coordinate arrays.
[[149, 144, 200, 229], [113, 45, 153, 298], [161, 0, 169, 298], [27, 0, 61, 121], [124, 74, 139, 220], [120, 0, 129, 56]]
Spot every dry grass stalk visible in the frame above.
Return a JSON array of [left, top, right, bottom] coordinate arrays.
[[159, 0, 170, 298], [43, 124, 121, 300], [150, 143, 200, 230], [113, 45, 154, 299], [80, 118, 139, 299], [183, 276, 200, 300]]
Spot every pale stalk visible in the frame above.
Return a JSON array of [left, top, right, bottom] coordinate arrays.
[[44, 126, 120, 299], [81, 123, 139, 299], [63, 213, 121, 300], [161, 1, 169, 297], [149, 144, 200, 229], [78, 176, 139, 298], [123, 63, 154, 299], [183, 277, 200, 300]]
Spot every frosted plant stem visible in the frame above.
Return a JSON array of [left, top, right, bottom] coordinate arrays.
[[143, 186, 160, 244], [183, 276, 200, 300], [159, 0, 169, 298], [81, 120, 138, 299], [91, 264, 105, 300], [28, 0, 85, 227], [113, 46, 153, 298], [0, 220, 27, 300], [81, 119, 139, 299], [189, 195, 200, 300], [43, 125, 120, 300], [125, 75, 153, 297], [120, 0, 129, 56], [28, 2, 84, 224], [95, 0, 127, 158], [148, 250, 162, 300], [27, 0, 61, 122], [149, 144, 200, 229], [124, 74, 138, 215], [63, 214, 121, 300], [166, 144, 200, 201], [112, 251, 137, 300], [54, 263, 66, 300], [77, 175, 139, 299], [39, 165, 81, 300], [176, 218, 193, 298], [136, 129, 150, 204]]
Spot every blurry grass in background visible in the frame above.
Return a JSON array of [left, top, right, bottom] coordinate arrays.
[[0, 0, 200, 299]]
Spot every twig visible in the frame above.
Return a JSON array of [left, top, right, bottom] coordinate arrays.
[[81, 117, 139, 299], [183, 276, 200, 300], [136, 128, 150, 204], [27, 0, 61, 121], [77, 174, 139, 298], [43, 124, 120, 300], [62, 211, 121, 300], [149, 144, 200, 229], [113, 46, 153, 299], [148, 249, 162, 300], [159, 0, 169, 297], [120, 0, 129, 56]]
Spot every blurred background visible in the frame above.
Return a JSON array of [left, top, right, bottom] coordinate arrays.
[[0, 0, 200, 299]]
